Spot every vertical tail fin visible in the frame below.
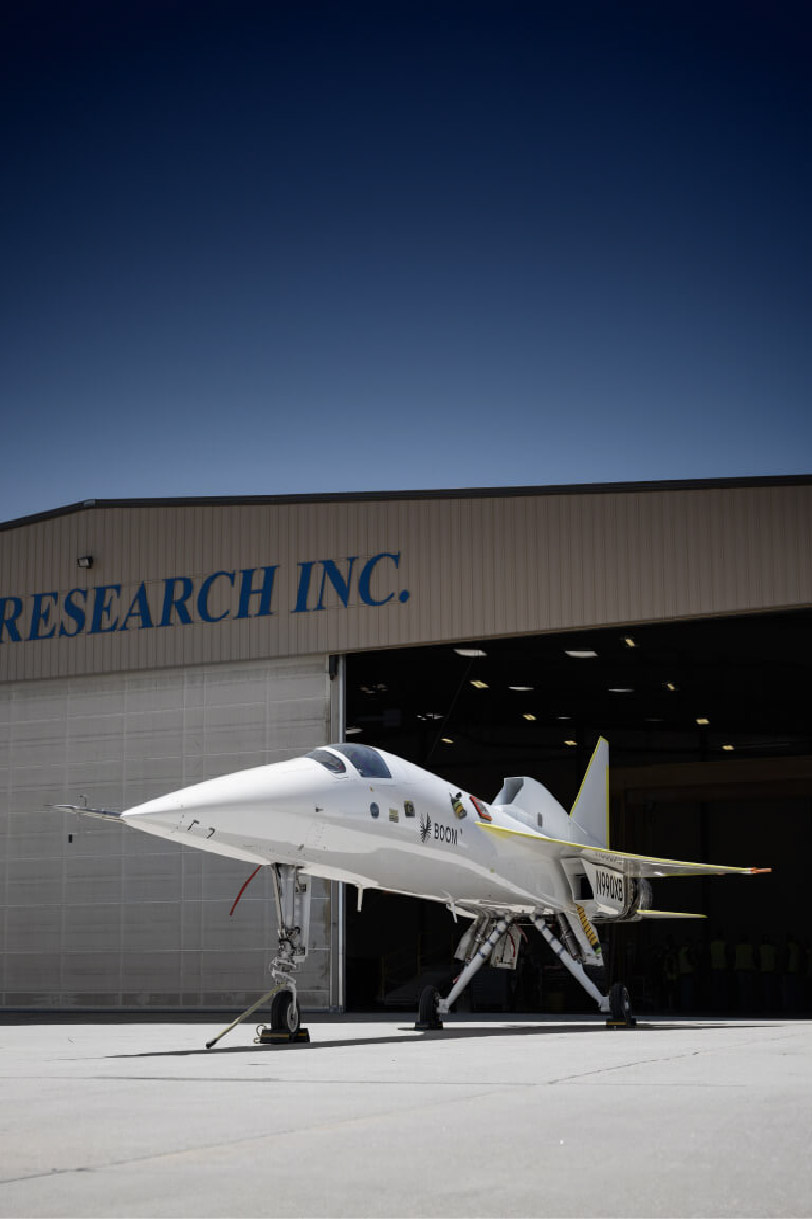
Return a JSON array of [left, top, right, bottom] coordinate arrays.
[[570, 737, 610, 848]]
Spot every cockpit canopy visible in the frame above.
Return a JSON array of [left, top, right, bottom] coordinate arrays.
[[306, 743, 392, 780]]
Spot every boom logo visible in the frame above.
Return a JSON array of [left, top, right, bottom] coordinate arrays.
[[434, 822, 458, 846], [419, 813, 432, 843]]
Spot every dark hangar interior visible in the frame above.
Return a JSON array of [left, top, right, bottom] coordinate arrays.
[[344, 608, 812, 1015]]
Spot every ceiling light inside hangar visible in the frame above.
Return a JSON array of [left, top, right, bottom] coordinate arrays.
[[343, 609, 812, 1014]]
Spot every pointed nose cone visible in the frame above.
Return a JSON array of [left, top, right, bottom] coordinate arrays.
[[120, 754, 334, 845], [121, 790, 187, 831]]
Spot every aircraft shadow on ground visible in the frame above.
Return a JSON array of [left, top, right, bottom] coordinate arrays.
[[105, 1019, 746, 1059]]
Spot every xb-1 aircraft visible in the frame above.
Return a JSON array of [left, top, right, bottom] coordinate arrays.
[[59, 738, 768, 1037]]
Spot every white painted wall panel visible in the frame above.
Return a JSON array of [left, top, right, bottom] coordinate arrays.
[[0, 655, 333, 1009]]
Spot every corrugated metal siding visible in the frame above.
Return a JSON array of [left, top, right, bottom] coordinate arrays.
[[1, 483, 811, 682], [0, 655, 333, 1009]]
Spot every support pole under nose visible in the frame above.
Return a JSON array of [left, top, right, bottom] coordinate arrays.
[[205, 982, 285, 1050]]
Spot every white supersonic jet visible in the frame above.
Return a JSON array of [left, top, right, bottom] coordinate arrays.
[[59, 738, 769, 1038]]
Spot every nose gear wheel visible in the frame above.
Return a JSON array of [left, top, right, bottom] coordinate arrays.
[[270, 988, 301, 1035]]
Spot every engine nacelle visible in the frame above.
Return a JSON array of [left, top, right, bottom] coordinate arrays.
[[591, 876, 653, 922]]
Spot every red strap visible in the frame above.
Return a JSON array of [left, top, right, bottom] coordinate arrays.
[[229, 865, 262, 916]]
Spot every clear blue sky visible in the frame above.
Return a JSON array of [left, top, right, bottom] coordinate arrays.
[[2, 0, 810, 523]]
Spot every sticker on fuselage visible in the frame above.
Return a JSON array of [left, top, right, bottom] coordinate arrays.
[[450, 791, 467, 819], [469, 795, 492, 822]]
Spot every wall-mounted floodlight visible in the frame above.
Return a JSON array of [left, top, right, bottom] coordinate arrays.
[[77, 555, 94, 569]]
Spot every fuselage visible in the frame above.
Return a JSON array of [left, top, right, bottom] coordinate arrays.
[[121, 743, 577, 914]]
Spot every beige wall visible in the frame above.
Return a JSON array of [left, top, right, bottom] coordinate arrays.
[[1, 481, 811, 682]]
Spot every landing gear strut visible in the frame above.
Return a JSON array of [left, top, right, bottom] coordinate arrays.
[[415, 911, 635, 1030], [533, 915, 635, 1026], [206, 864, 312, 1049], [531, 915, 610, 1013], [257, 864, 312, 1043], [416, 915, 514, 1030]]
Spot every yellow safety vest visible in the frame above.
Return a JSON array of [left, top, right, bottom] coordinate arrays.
[[735, 943, 755, 971], [759, 944, 776, 972], [678, 946, 695, 975]]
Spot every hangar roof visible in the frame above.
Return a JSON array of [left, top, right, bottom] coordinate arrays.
[[2, 473, 811, 532], [2, 475, 811, 683]]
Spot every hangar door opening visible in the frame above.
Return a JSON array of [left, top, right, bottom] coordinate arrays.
[[343, 610, 812, 1014]]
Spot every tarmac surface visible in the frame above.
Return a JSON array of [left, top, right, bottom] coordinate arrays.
[[1, 1014, 811, 1218]]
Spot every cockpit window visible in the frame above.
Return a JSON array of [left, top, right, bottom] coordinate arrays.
[[306, 749, 347, 774], [331, 743, 392, 779]]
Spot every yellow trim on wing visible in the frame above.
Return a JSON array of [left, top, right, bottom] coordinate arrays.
[[477, 820, 769, 875]]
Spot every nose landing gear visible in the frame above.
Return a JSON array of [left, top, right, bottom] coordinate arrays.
[[256, 864, 312, 1044], [206, 864, 313, 1049], [269, 987, 301, 1036]]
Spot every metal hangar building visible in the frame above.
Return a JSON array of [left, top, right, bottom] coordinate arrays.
[[1, 475, 810, 1013]]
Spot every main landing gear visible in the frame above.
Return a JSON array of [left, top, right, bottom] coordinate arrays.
[[416, 914, 514, 1029], [607, 981, 635, 1027], [416, 911, 636, 1030]]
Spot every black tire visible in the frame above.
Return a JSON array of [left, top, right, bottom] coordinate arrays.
[[608, 981, 632, 1021], [270, 989, 300, 1035], [418, 985, 440, 1026]]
